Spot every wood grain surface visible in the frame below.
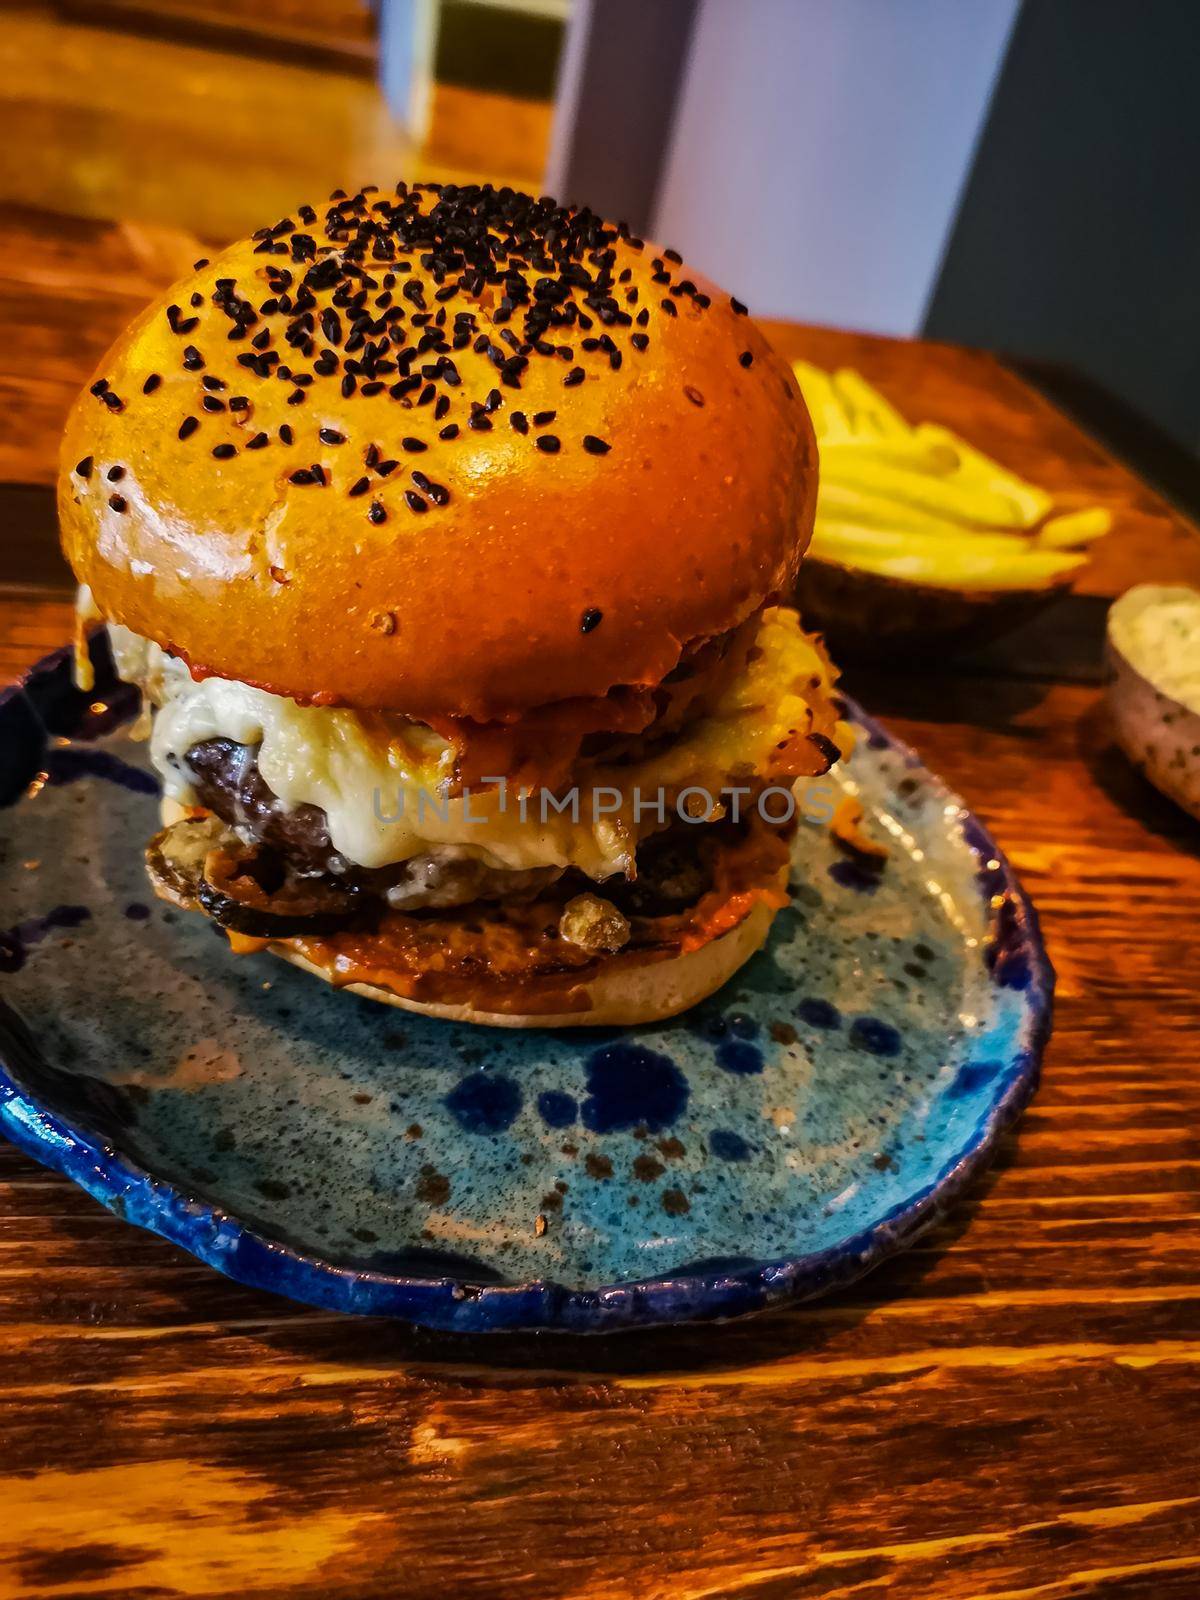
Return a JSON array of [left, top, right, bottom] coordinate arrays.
[[0, 9, 547, 249], [2, 205, 1200, 1600]]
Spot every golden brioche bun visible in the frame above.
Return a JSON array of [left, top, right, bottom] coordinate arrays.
[[60, 183, 816, 719]]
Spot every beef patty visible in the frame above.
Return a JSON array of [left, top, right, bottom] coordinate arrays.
[[179, 738, 561, 911], [178, 737, 734, 919]]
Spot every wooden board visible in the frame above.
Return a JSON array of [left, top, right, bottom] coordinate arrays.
[[2, 203, 1200, 1599]]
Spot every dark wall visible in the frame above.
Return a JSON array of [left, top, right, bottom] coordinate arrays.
[[924, 0, 1200, 454]]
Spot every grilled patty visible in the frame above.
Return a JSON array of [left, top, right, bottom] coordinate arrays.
[[179, 737, 562, 911]]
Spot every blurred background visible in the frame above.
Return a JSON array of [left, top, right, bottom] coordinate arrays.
[[0, 0, 1197, 484]]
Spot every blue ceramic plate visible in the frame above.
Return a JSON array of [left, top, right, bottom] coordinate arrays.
[[0, 637, 1051, 1332]]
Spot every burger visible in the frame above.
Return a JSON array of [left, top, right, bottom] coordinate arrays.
[[59, 182, 849, 1027]]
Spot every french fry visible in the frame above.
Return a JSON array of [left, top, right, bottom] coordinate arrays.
[[814, 519, 1036, 562], [831, 368, 911, 439], [915, 424, 1052, 528], [820, 452, 1023, 528], [814, 519, 1085, 590], [821, 437, 960, 478], [1036, 507, 1113, 549], [791, 360, 853, 440], [818, 482, 986, 537]]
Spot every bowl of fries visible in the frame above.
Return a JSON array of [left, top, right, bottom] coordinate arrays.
[[792, 361, 1113, 658]]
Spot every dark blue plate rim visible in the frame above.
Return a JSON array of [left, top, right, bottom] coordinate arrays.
[[0, 642, 1053, 1333]]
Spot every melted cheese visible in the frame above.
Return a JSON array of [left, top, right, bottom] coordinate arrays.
[[109, 608, 846, 879]]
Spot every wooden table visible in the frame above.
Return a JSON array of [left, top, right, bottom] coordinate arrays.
[[3, 206, 1200, 1600]]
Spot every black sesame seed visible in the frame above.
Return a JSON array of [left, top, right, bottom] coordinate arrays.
[[178, 416, 199, 439], [535, 434, 560, 453], [467, 413, 492, 431], [631, 333, 649, 352], [90, 378, 109, 396], [434, 394, 450, 420], [510, 411, 529, 435], [348, 476, 370, 497], [289, 468, 315, 485], [228, 395, 249, 412], [730, 296, 748, 315], [661, 299, 677, 317], [246, 432, 269, 449], [582, 435, 610, 455], [193, 258, 210, 270], [319, 428, 345, 445], [684, 385, 705, 406], [401, 436, 427, 453], [279, 424, 294, 445], [664, 248, 682, 264], [182, 345, 204, 370], [287, 389, 305, 405], [563, 366, 585, 387], [580, 607, 603, 633], [212, 443, 237, 459], [142, 373, 161, 395], [377, 459, 399, 476], [75, 456, 93, 479], [202, 375, 227, 391], [439, 423, 459, 440], [108, 494, 127, 514], [202, 395, 225, 412], [368, 500, 387, 524], [404, 489, 428, 514], [739, 350, 754, 368], [532, 410, 556, 426], [106, 464, 125, 481]]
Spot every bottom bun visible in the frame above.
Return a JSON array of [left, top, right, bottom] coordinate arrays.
[[267, 896, 779, 1029], [152, 796, 787, 1029]]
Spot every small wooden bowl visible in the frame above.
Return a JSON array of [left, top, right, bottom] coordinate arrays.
[[796, 556, 1074, 663]]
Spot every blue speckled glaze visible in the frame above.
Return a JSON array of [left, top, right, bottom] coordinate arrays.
[[0, 638, 1052, 1332]]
